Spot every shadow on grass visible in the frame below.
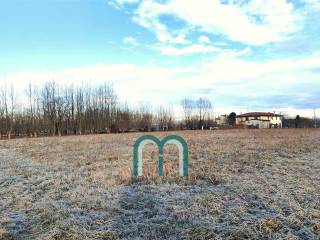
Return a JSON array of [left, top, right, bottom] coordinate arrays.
[[111, 180, 221, 240]]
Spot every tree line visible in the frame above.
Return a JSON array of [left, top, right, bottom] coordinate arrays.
[[2, 79, 313, 139], [0, 81, 215, 139], [180, 97, 213, 129]]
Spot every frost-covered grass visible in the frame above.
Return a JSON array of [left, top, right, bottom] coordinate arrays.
[[0, 129, 319, 239]]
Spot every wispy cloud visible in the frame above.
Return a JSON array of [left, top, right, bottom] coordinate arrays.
[[119, 0, 302, 46], [123, 36, 140, 47], [1, 0, 318, 117], [2, 53, 320, 112], [132, 0, 190, 44], [110, 0, 307, 57], [198, 35, 211, 44], [157, 44, 221, 56]]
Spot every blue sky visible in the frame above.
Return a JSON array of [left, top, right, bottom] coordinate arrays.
[[1, 0, 320, 116]]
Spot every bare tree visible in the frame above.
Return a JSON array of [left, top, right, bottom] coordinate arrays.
[[117, 103, 131, 132], [136, 104, 153, 132], [156, 105, 173, 131], [26, 81, 38, 136], [196, 97, 212, 129], [0, 80, 196, 139], [1, 85, 8, 138], [8, 85, 16, 139], [181, 98, 194, 129]]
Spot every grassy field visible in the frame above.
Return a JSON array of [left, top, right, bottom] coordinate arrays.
[[0, 129, 319, 240]]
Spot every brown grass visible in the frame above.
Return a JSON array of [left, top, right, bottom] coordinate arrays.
[[0, 129, 319, 239]]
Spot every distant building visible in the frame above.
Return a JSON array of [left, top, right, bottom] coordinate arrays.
[[236, 112, 282, 129], [215, 115, 228, 126]]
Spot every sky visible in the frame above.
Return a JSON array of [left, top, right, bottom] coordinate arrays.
[[0, 0, 320, 117]]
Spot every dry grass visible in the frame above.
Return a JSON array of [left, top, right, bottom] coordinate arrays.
[[0, 129, 319, 239]]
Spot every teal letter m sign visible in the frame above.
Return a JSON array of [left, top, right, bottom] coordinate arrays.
[[133, 135, 188, 177]]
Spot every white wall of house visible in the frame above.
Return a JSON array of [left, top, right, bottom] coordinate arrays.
[[236, 115, 282, 128], [269, 116, 282, 127]]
